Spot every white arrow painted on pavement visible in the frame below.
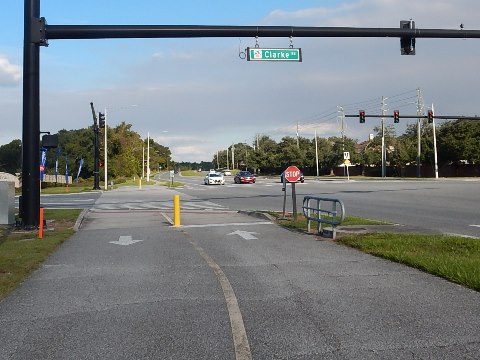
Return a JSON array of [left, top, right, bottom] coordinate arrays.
[[227, 230, 259, 240], [109, 235, 143, 246]]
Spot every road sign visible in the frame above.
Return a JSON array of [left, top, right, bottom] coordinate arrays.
[[284, 165, 301, 183], [344, 152, 350, 160], [247, 47, 302, 62]]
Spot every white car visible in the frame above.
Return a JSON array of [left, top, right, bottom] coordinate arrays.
[[204, 172, 225, 185], [223, 170, 232, 176]]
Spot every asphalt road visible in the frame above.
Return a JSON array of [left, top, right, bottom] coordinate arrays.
[[1, 184, 479, 359], [174, 174, 480, 238]]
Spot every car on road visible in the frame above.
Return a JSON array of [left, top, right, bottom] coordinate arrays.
[[204, 172, 225, 185], [280, 171, 305, 183], [223, 170, 232, 176], [234, 171, 256, 184]]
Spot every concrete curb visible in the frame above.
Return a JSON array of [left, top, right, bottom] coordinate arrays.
[[73, 209, 88, 232]]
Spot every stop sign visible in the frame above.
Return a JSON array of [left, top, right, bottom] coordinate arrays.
[[284, 165, 301, 183]]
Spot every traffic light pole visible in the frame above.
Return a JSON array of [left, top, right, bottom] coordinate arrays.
[[21, 0, 480, 227]]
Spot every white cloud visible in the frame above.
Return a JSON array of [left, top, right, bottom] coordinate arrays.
[[7, 0, 480, 164], [0, 55, 21, 86]]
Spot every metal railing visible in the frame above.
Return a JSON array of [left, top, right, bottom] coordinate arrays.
[[302, 196, 345, 239]]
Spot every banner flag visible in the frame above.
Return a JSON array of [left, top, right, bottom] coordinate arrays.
[[40, 148, 47, 181], [65, 154, 69, 185], [55, 147, 62, 183], [76, 158, 84, 183]]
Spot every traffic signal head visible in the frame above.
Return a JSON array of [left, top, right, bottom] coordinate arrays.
[[394, 110, 400, 123], [400, 20, 416, 55], [427, 110, 434, 123], [359, 110, 366, 123], [98, 112, 106, 128]]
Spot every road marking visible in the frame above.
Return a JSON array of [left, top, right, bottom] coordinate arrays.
[[470, 225, 480, 228], [181, 221, 272, 229], [109, 235, 143, 246], [187, 238, 252, 360], [161, 212, 174, 225], [227, 230, 259, 240], [444, 233, 479, 239]]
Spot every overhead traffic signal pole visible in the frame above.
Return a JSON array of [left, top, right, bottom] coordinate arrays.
[[22, 0, 480, 227]]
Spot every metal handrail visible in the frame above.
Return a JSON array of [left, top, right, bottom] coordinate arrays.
[[302, 196, 345, 239]]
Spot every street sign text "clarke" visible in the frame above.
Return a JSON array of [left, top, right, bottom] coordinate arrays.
[[247, 48, 302, 62]]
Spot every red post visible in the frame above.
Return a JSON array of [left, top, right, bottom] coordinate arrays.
[[38, 207, 44, 239]]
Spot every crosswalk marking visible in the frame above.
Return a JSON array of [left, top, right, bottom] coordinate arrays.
[[92, 200, 228, 211]]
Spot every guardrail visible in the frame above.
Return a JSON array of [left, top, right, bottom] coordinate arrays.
[[302, 196, 345, 239]]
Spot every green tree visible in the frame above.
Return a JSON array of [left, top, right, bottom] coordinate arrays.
[[438, 120, 480, 164], [108, 122, 144, 178], [0, 139, 22, 174], [278, 136, 306, 168]]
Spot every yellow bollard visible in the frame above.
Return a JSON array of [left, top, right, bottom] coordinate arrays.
[[173, 194, 181, 226]]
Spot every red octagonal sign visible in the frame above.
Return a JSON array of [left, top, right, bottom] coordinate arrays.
[[284, 165, 301, 183]]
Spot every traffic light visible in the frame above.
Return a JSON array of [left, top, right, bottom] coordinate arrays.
[[427, 110, 434, 123], [98, 112, 106, 128], [400, 20, 416, 55], [359, 110, 366, 123], [394, 110, 400, 123]]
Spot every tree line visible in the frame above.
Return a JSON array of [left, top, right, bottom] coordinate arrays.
[[1, 119, 478, 178], [213, 119, 480, 175], [0, 122, 173, 181]]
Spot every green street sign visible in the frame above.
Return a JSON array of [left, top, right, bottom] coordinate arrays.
[[247, 47, 302, 62]]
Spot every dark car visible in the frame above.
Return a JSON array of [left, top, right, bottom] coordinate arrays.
[[280, 171, 304, 183], [234, 171, 256, 184]]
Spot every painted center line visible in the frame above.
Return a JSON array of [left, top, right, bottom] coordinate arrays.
[[470, 225, 480, 228]]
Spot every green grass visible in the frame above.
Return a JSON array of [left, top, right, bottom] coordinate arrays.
[[338, 233, 480, 291], [40, 185, 93, 194], [180, 170, 204, 176], [0, 209, 82, 299], [157, 180, 184, 188], [275, 213, 388, 231]]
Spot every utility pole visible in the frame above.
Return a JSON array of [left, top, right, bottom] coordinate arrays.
[[296, 121, 300, 149], [432, 103, 439, 179], [416, 88, 424, 177], [147, 132, 150, 182], [104, 108, 108, 190], [315, 129, 319, 177], [381, 96, 387, 177], [226, 147, 229, 170], [90, 102, 100, 190], [231, 143, 235, 170], [338, 106, 345, 176]]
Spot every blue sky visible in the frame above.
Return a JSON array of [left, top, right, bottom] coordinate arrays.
[[1, 0, 480, 162]]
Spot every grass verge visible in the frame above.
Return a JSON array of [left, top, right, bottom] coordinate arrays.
[[338, 233, 480, 291], [273, 213, 479, 291], [0, 209, 82, 300], [180, 170, 204, 176]]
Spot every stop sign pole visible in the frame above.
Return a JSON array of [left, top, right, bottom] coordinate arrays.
[[283, 166, 301, 221]]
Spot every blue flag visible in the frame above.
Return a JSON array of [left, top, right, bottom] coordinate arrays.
[[55, 147, 62, 183], [65, 154, 69, 185], [40, 147, 47, 181]]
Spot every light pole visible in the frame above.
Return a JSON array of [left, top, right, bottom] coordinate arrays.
[[103, 104, 137, 190], [147, 132, 150, 182], [104, 107, 108, 190]]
